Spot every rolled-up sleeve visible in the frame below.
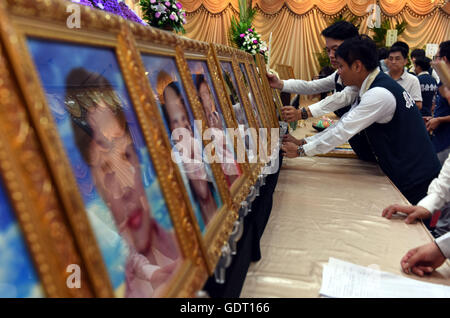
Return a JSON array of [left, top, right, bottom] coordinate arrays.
[[303, 87, 396, 156], [436, 232, 450, 259], [417, 153, 450, 214], [309, 86, 359, 118]]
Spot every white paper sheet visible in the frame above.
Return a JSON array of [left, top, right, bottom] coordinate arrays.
[[319, 258, 450, 298]]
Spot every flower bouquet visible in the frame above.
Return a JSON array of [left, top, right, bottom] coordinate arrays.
[[229, 0, 268, 61], [139, 0, 187, 33]]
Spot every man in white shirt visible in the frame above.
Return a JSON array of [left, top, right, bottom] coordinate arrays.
[[268, 21, 378, 162], [267, 21, 359, 122], [382, 152, 450, 276], [386, 46, 423, 110], [281, 36, 441, 205]]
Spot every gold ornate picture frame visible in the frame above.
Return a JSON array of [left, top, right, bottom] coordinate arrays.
[[0, 36, 95, 298], [1, 0, 208, 297], [254, 53, 280, 129], [210, 43, 264, 177], [248, 55, 279, 129], [130, 25, 239, 274], [177, 37, 253, 218], [234, 49, 278, 159]]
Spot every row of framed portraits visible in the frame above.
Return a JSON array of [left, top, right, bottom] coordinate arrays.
[[0, 0, 285, 297]]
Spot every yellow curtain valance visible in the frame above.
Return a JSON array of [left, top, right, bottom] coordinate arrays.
[[180, 0, 449, 16], [180, 0, 239, 13]]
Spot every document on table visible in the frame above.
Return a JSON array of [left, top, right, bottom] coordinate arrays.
[[319, 257, 450, 298]]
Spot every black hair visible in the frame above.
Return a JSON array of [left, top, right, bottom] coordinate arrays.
[[440, 40, 450, 60], [377, 47, 389, 60], [411, 48, 425, 59], [161, 81, 188, 132], [335, 35, 378, 72], [414, 56, 431, 72], [319, 65, 334, 77], [392, 41, 409, 53], [321, 21, 359, 41], [389, 45, 408, 59]]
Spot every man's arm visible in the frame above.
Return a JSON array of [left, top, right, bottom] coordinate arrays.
[[417, 152, 450, 213], [302, 87, 396, 156], [282, 71, 337, 95], [308, 86, 359, 118]]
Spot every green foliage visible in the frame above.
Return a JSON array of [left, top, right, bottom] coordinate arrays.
[[315, 47, 331, 69], [229, 0, 256, 47], [369, 20, 408, 48]]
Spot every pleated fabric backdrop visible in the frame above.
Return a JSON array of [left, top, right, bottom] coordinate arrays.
[[173, 0, 450, 83]]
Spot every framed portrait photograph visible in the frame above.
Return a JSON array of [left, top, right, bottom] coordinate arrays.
[[177, 37, 254, 214], [210, 43, 265, 177], [0, 176, 45, 298], [254, 53, 280, 128], [2, 0, 207, 297], [131, 28, 237, 273], [248, 56, 279, 129]]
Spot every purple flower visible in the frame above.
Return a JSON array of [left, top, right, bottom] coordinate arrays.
[[253, 40, 258, 44], [71, 0, 93, 6], [150, 0, 156, 3], [169, 14, 175, 20], [165, 1, 171, 6], [240, 33, 245, 38], [155, 11, 161, 18], [176, 2, 182, 9], [248, 28, 253, 32]]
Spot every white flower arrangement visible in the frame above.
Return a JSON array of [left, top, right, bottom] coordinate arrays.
[[140, 0, 187, 33], [239, 28, 269, 60]]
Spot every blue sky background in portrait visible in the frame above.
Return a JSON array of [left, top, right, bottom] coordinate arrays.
[[0, 178, 44, 298], [27, 38, 179, 294], [141, 53, 224, 234]]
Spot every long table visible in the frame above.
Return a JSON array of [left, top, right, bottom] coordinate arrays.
[[240, 118, 450, 297]]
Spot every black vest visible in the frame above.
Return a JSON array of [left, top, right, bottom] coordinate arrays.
[[333, 73, 377, 162], [364, 72, 441, 192]]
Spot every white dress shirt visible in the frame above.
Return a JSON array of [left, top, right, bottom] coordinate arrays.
[[414, 153, 450, 258], [418, 153, 450, 215], [436, 232, 450, 259], [303, 69, 396, 156], [282, 71, 338, 95], [386, 70, 422, 102], [282, 71, 359, 117]]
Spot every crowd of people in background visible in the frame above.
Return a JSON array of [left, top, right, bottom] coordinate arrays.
[[267, 20, 450, 278]]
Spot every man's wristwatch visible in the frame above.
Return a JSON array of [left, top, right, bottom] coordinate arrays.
[[300, 107, 308, 120], [297, 145, 306, 157]]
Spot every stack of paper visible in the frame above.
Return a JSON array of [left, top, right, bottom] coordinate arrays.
[[320, 258, 450, 298]]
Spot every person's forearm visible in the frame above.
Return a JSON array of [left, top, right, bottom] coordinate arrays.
[[437, 115, 450, 124], [282, 73, 336, 95], [308, 86, 359, 118]]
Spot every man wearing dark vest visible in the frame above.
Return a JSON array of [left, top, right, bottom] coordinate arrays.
[[267, 21, 376, 162], [414, 56, 437, 117], [281, 36, 441, 205]]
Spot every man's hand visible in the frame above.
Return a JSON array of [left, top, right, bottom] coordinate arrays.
[[401, 242, 446, 277], [282, 106, 300, 123], [267, 72, 283, 90], [281, 141, 299, 158], [426, 117, 441, 133], [282, 134, 305, 146], [381, 204, 432, 224]]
